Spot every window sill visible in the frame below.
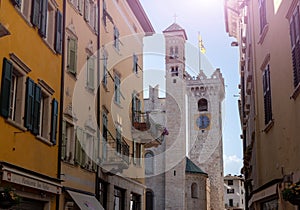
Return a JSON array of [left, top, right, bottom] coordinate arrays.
[[102, 82, 109, 92], [36, 135, 54, 146], [85, 86, 95, 94], [5, 119, 27, 132], [262, 119, 274, 133], [66, 70, 77, 80], [290, 83, 300, 100], [258, 24, 269, 45], [42, 38, 57, 55], [113, 101, 123, 109]]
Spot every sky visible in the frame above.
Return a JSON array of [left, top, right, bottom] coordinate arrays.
[[139, 0, 243, 175]]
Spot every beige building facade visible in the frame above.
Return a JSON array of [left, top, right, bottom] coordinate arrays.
[[225, 0, 300, 209]]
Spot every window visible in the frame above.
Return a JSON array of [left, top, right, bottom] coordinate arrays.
[[116, 127, 122, 154], [133, 54, 138, 74], [102, 112, 108, 160], [114, 26, 120, 50], [114, 74, 121, 104], [145, 152, 154, 175], [229, 199, 233, 207], [263, 65, 272, 125], [170, 46, 174, 58], [130, 193, 141, 210], [132, 94, 141, 123], [227, 188, 234, 194], [99, 181, 107, 209], [133, 141, 142, 166], [228, 180, 233, 185], [45, 1, 55, 48], [0, 58, 58, 143], [114, 187, 125, 210], [84, 0, 90, 22], [259, 0, 267, 34], [0, 58, 26, 126], [67, 37, 78, 75], [102, 52, 108, 86], [175, 46, 178, 57], [198, 98, 208, 112], [171, 66, 178, 77], [62, 120, 75, 163], [289, 5, 300, 88], [87, 56, 95, 89], [13, 0, 32, 20], [146, 190, 154, 210], [261, 199, 278, 210], [191, 183, 198, 198]]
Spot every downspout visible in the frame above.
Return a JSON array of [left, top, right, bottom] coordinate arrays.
[[95, 0, 101, 200], [56, 0, 66, 209]]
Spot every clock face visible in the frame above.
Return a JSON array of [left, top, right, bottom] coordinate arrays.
[[196, 115, 210, 129]]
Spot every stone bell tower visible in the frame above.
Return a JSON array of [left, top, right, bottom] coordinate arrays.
[[163, 22, 188, 210], [187, 69, 225, 210]]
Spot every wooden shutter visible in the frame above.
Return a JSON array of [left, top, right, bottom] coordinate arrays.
[[0, 58, 13, 118], [67, 38, 77, 74], [94, 4, 98, 33], [32, 84, 41, 135], [50, 98, 58, 144], [78, 0, 83, 14], [61, 120, 67, 160], [133, 54, 138, 73], [84, 0, 89, 22], [24, 78, 35, 130], [55, 10, 63, 54], [31, 0, 42, 27], [87, 57, 95, 88], [39, 0, 48, 37], [75, 127, 84, 164], [263, 66, 272, 124]]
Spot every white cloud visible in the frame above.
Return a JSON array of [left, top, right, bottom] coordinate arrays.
[[223, 154, 243, 176]]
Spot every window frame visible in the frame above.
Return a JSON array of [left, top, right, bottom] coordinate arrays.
[[114, 74, 121, 104], [67, 36, 78, 76], [259, 0, 267, 34], [86, 55, 95, 90], [262, 64, 272, 125]]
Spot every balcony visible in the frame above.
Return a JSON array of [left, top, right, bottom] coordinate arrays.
[[101, 129, 130, 174], [132, 111, 167, 148]]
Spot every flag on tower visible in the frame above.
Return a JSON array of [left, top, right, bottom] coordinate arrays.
[[198, 33, 206, 54]]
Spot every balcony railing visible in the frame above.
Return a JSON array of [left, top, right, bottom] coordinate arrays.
[[132, 111, 150, 131], [102, 128, 130, 174]]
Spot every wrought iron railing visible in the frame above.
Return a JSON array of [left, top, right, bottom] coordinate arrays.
[[132, 111, 150, 131]]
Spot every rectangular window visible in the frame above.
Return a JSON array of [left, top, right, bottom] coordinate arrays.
[[114, 187, 125, 210], [259, 0, 267, 34], [227, 189, 234, 194], [133, 141, 141, 166], [38, 91, 51, 139], [99, 181, 107, 209], [114, 26, 120, 50], [102, 53, 108, 86], [229, 199, 233, 207], [102, 112, 108, 160], [133, 54, 138, 74], [114, 75, 120, 104], [84, 0, 90, 22], [130, 193, 141, 210], [290, 5, 300, 88], [45, 1, 55, 47], [62, 120, 75, 163], [263, 65, 272, 125], [228, 180, 233, 185], [67, 37, 78, 75], [116, 127, 121, 154], [261, 199, 278, 210], [87, 56, 95, 89], [19, 0, 32, 20]]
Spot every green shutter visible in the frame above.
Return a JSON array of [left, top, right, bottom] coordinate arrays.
[[55, 10, 63, 54], [61, 120, 67, 160], [50, 98, 58, 144], [84, 0, 89, 21], [24, 78, 35, 130], [38, 0, 48, 37], [0, 58, 13, 118], [67, 38, 77, 74], [32, 84, 41, 135], [75, 127, 83, 164], [31, 0, 42, 27], [87, 57, 95, 88]]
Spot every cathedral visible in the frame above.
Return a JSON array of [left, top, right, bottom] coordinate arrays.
[[144, 23, 225, 210]]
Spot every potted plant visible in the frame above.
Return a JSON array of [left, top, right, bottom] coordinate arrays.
[[282, 181, 300, 205], [0, 187, 21, 209]]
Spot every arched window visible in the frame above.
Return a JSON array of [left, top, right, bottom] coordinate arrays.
[[175, 46, 178, 56], [170, 47, 174, 57], [198, 98, 208, 112], [146, 189, 154, 210], [145, 152, 154, 175], [191, 183, 198, 198]]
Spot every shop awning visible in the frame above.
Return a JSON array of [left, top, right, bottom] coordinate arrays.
[[67, 190, 104, 210]]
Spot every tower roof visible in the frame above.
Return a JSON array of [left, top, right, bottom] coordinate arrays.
[[163, 22, 188, 40], [185, 157, 207, 175]]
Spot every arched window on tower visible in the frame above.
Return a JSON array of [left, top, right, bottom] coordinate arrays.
[[198, 98, 208, 112], [145, 152, 154, 175], [191, 183, 198, 198], [170, 47, 174, 58]]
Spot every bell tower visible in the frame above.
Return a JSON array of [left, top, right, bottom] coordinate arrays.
[[163, 23, 188, 210]]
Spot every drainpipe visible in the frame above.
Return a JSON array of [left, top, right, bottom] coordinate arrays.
[[56, 0, 66, 209], [95, 0, 101, 201]]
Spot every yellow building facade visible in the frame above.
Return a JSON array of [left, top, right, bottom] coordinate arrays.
[[225, 0, 300, 209], [0, 0, 63, 209]]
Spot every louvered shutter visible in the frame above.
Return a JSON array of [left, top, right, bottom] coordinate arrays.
[[24, 78, 35, 130], [84, 0, 89, 22], [31, 0, 42, 27], [38, 0, 48, 37], [55, 10, 63, 54], [50, 99, 58, 144], [32, 84, 41, 135], [61, 120, 67, 160], [0, 58, 13, 118]]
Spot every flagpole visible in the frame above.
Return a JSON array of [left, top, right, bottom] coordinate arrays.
[[198, 32, 201, 73]]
